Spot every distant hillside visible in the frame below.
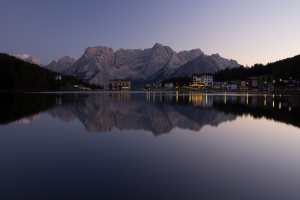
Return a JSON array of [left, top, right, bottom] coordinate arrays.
[[0, 53, 97, 91], [214, 54, 300, 82]]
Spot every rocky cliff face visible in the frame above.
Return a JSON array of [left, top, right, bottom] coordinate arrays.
[[163, 48, 205, 75], [210, 53, 239, 69], [44, 56, 76, 73], [47, 43, 239, 86], [171, 54, 221, 77], [65, 46, 115, 84]]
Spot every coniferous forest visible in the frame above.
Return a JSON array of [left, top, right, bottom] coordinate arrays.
[[214, 54, 300, 82], [0, 53, 101, 91]]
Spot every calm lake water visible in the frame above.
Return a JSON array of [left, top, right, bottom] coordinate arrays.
[[0, 91, 300, 200]]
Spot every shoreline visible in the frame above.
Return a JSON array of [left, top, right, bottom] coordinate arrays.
[[1, 88, 300, 96]]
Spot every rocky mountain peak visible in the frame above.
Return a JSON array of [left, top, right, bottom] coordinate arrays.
[[210, 53, 239, 70], [153, 43, 163, 48], [84, 46, 114, 56], [211, 53, 220, 57], [57, 56, 76, 65], [12, 54, 42, 66], [44, 56, 76, 73]]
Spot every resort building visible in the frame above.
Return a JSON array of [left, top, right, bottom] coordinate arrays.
[[109, 79, 131, 89], [192, 73, 213, 87], [226, 82, 237, 90], [282, 79, 299, 90], [214, 82, 226, 89], [240, 77, 258, 90], [164, 83, 174, 89], [266, 82, 275, 91]]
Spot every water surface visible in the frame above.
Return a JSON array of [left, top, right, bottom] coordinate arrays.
[[0, 92, 300, 199]]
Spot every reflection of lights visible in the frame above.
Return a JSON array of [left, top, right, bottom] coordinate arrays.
[[246, 93, 248, 105], [279, 102, 281, 109], [224, 92, 226, 104], [273, 101, 274, 108], [289, 106, 291, 111], [146, 92, 150, 101]]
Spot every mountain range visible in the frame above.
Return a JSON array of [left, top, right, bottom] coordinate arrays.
[[14, 43, 240, 87]]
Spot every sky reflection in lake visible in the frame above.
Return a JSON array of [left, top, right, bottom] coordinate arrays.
[[0, 92, 300, 199]]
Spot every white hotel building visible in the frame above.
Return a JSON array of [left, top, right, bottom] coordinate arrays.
[[192, 73, 214, 87]]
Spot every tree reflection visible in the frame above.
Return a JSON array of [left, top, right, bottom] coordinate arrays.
[[1, 92, 300, 134]]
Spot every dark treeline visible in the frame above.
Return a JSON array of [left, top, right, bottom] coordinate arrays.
[[0, 53, 58, 90], [214, 54, 300, 82], [161, 76, 192, 87], [0, 93, 57, 124], [213, 100, 300, 128], [0, 53, 102, 91]]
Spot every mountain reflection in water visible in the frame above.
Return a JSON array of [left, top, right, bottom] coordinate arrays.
[[2, 92, 300, 135]]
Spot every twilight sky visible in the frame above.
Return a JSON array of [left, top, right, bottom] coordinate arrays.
[[1, 0, 299, 66]]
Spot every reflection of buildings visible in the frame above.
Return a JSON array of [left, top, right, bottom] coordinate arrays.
[[109, 93, 131, 102], [240, 95, 258, 106], [225, 95, 238, 103], [210, 94, 239, 105], [190, 94, 213, 108]]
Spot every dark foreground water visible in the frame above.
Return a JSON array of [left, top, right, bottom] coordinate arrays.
[[0, 91, 300, 200]]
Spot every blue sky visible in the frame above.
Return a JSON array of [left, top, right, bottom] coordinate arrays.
[[1, 0, 299, 66]]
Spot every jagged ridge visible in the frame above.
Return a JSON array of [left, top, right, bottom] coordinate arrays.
[[44, 43, 240, 86]]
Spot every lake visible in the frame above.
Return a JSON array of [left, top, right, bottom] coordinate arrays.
[[0, 91, 300, 199]]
